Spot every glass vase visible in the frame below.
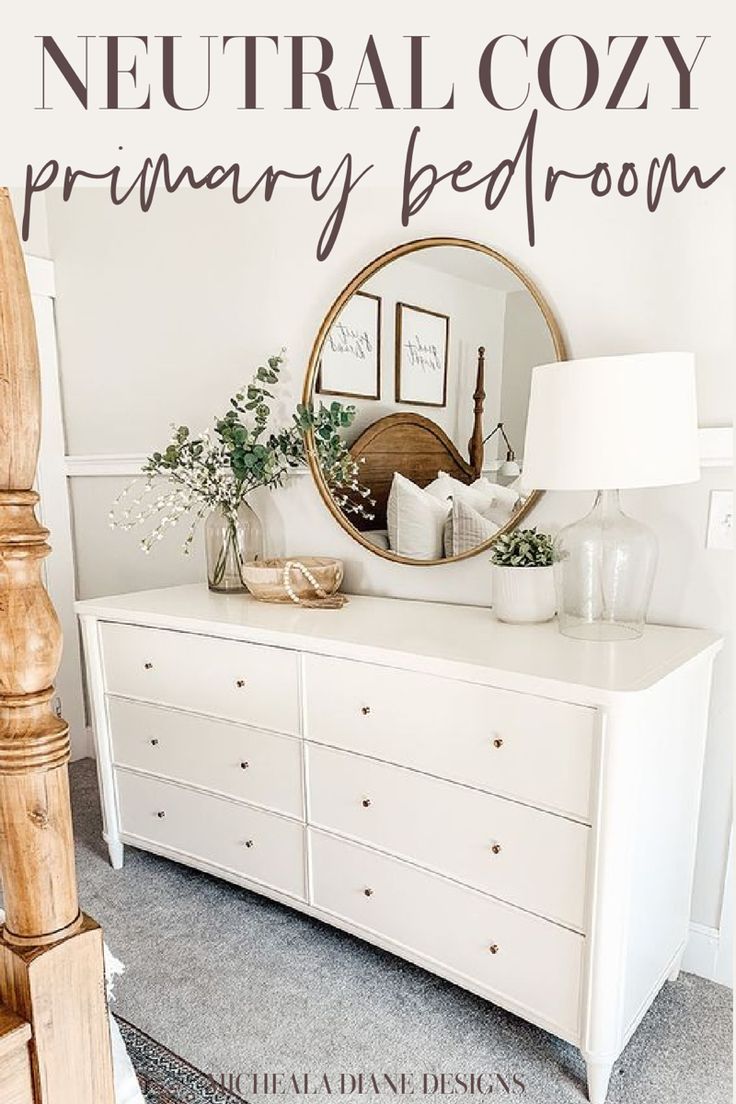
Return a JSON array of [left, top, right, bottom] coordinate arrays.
[[205, 502, 263, 594], [554, 490, 658, 641]]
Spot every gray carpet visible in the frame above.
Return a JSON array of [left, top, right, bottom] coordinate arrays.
[[69, 759, 731, 1104]]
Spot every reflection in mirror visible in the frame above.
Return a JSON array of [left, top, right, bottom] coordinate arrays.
[[308, 240, 564, 564]]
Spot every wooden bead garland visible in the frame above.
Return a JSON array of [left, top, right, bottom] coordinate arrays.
[[281, 560, 347, 609]]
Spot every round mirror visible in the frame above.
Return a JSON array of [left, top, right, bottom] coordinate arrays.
[[303, 237, 566, 565]]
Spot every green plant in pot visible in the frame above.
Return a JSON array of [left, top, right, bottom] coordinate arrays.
[[489, 527, 556, 624], [110, 351, 374, 593]]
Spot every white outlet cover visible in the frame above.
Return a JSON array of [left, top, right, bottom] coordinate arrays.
[[706, 490, 734, 550]]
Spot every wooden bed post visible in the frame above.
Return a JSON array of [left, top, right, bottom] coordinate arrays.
[[468, 345, 486, 478], [0, 188, 115, 1103]]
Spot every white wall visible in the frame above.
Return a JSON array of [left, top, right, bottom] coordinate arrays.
[[11, 187, 49, 259], [46, 183, 732, 937], [501, 289, 555, 464], [355, 256, 506, 451]]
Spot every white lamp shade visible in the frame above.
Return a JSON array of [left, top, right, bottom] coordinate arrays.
[[522, 353, 700, 490]]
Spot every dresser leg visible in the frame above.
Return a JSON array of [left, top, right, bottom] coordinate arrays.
[[107, 837, 124, 870], [584, 1057, 613, 1104]]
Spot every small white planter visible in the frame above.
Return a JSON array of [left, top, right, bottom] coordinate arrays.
[[492, 564, 556, 624]]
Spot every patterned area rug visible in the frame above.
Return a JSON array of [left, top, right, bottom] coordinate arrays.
[[116, 1016, 247, 1104]]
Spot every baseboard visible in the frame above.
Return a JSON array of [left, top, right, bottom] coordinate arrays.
[[70, 726, 95, 762], [683, 921, 731, 986]]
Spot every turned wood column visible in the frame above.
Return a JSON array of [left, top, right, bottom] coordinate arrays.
[[0, 188, 114, 1104], [0, 188, 79, 945], [468, 345, 486, 477]]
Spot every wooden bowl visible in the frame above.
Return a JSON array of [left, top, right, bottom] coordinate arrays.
[[242, 556, 344, 604]]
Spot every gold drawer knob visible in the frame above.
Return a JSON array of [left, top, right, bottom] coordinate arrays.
[[240, 761, 250, 770], [363, 887, 373, 897], [150, 738, 159, 747], [244, 839, 254, 848], [491, 843, 502, 855], [156, 810, 166, 819], [492, 737, 503, 749], [144, 662, 153, 670], [361, 798, 371, 808], [489, 943, 499, 955], [236, 679, 246, 689]]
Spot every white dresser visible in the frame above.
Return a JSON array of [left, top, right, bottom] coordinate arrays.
[[76, 584, 720, 1104]]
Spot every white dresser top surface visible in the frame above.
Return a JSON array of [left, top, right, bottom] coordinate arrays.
[[76, 584, 721, 702]]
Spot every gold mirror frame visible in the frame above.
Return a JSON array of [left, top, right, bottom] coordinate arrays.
[[303, 236, 568, 566]]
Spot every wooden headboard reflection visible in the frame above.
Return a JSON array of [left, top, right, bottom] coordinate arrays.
[[350, 347, 487, 531]]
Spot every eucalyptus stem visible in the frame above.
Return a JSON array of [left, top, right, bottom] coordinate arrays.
[[109, 349, 375, 556]]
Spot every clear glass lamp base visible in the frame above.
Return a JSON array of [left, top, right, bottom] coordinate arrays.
[[554, 490, 658, 641]]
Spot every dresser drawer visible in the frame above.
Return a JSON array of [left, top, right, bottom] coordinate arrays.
[[307, 744, 589, 930], [109, 697, 303, 819], [310, 830, 583, 1039], [116, 770, 305, 899], [101, 622, 300, 734], [304, 655, 594, 821]]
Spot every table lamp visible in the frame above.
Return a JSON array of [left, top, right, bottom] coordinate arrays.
[[522, 353, 700, 640]]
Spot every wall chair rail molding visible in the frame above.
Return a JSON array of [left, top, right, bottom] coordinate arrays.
[[64, 454, 311, 477], [63, 430, 733, 479], [64, 454, 151, 478], [698, 426, 734, 468]]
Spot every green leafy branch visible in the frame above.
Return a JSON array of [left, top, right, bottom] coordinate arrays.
[[110, 350, 374, 555]]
